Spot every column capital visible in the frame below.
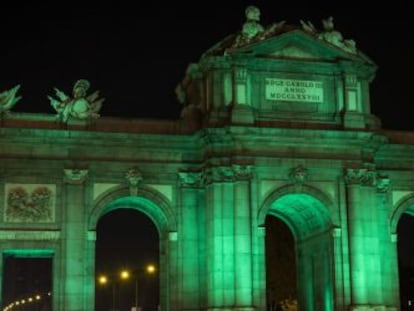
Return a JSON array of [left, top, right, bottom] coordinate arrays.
[[233, 66, 247, 83], [178, 171, 203, 188], [232, 164, 253, 181], [344, 164, 390, 191], [203, 166, 234, 184], [344, 163, 376, 186]]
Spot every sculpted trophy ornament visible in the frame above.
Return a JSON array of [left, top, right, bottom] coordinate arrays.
[[203, 7, 357, 57], [48, 79, 104, 123], [0, 85, 21, 116], [301, 16, 356, 54]]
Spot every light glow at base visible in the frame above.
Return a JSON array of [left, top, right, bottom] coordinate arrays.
[[2, 293, 47, 311]]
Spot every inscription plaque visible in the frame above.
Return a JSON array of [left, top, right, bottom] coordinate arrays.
[[265, 78, 324, 103]]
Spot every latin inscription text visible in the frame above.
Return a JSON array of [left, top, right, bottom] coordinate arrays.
[[265, 78, 324, 103]]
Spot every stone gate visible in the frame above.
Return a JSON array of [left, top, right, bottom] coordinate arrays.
[[1, 6, 413, 311]]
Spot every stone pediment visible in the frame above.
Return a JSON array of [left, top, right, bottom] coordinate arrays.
[[227, 30, 374, 64]]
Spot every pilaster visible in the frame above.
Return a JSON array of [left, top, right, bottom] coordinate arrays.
[[177, 171, 204, 310], [345, 165, 395, 309], [233, 165, 254, 307], [204, 164, 255, 311], [62, 168, 90, 311]]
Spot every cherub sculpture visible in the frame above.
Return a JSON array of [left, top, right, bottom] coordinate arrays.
[[48, 79, 104, 123], [0, 85, 21, 116]]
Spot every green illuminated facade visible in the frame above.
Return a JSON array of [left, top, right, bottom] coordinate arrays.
[[1, 7, 414, 311]]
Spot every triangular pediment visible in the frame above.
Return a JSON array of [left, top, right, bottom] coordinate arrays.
[[229, 30, 374, 64]]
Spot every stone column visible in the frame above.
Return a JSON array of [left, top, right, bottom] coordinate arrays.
[[62, 168, 89, 311], [232, 165, 254, 309], [167, 231, 179, 311], [376, 177, 400, 309], [345, 167, 386, 310], [0, 252, 3, 308], [254, 226, 266, 310], [85, 230, 96, 311], [204, 166, 235, 310], [204, 164, 256, 311], [332, 227, 345, 310], [178, 171, 204, 310]]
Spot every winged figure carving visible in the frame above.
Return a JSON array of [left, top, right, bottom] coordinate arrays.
[[48, 79, 104, 123], [0, 85, 21, 115]]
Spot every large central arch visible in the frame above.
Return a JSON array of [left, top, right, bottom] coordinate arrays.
[[258, 185, 334, 310]]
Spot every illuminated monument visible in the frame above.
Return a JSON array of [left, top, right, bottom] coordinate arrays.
[[1, 6, 413, 311]]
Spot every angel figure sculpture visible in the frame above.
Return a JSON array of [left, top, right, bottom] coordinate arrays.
[[0, 85, 22, 116], [48, 79, 104, 123]]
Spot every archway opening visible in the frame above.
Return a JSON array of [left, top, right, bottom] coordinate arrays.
[[2, 250, 52, 311], [264, 192, 333, 310], [397, 213, 414, 310], [95, 208, 159, 311], [265, 216, 297, 311]]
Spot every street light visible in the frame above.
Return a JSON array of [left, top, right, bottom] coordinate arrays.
[[98, 270, 130, 311], [97, 265, 156, 311], [133, 264, 157, 311]]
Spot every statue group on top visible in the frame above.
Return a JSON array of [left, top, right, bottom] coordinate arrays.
[[0, 80, 104, 123], [215, 5, 357, 55], [300, 16, 356, 54]]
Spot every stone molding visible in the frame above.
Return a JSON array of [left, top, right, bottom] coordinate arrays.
[[0, 230, 60, 240], [63, 169, 88, 184], [125, 167, 143, 196], [289, 164, 308, 185], [203, 165, 253, 184], [179, 164, 253, 187]]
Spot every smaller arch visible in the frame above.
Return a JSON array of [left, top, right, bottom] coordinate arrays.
[[390, 192, 414, 234], [88, 185, 177, 236]]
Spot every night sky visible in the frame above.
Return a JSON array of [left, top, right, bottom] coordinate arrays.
[[2, 0, 414, 307], [1, 0, 413, 129]]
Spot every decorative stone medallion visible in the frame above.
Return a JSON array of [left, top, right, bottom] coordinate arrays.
[[4, 184, 56, 223]]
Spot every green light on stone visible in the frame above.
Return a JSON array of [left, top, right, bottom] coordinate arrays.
[[3, 249, 54, 258], [266, 192, 333, 309]]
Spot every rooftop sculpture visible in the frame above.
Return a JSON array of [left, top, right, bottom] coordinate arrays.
[[48, 79, 104, 123], [231, 5, 286, 49], [301, 16, 356, 54], [204, 5, 357, 56], [0, 85, 21, 117]]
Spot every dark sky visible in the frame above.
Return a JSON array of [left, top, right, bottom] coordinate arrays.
[[1, 0, 413, 129]]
